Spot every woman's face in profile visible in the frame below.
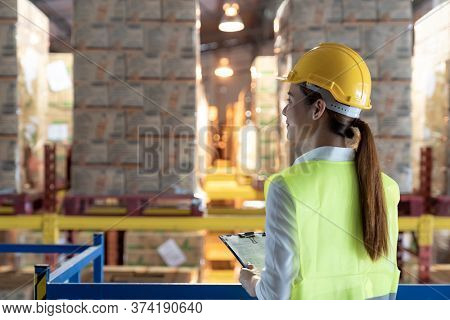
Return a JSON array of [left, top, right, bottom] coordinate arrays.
[[282, 84, 315, 142]]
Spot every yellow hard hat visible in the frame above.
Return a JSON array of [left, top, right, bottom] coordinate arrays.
[[280, 43, 372, 112]]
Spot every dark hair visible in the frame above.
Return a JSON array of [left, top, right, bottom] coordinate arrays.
[[299, 84, 388, 261]]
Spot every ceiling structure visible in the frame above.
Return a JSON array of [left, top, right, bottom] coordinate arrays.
[[29, 0, 279, 52]]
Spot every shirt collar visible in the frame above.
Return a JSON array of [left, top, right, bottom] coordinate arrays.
[[293, 146, 355, 165]]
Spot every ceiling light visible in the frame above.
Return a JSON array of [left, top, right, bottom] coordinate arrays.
[[214, 58, 234, 78], [219, 3, 245, 32]]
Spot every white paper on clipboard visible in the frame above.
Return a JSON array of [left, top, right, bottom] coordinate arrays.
[[219, 232, 266, 272]]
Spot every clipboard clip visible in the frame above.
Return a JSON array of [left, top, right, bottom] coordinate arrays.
[[238, 232, 258, 244]]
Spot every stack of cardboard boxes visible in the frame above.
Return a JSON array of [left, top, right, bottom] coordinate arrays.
[[0, 0, 49, 193], [71, 0, 200, 195], [124, 231, 204, 267], [411, 1, 449, 196], [274, 0, 413, 192]]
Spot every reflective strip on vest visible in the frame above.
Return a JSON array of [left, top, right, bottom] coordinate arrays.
[[264, 160, 400, 300]]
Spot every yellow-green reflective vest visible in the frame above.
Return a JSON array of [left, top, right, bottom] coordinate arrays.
[[264, 160, 400, 300]]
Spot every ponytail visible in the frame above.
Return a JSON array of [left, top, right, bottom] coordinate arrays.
[[298, 83, 389, 260], [353, 118, 388, 261]]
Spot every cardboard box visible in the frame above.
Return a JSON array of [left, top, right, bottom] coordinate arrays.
[[75, 82, 109, 107], [125, 167, 160, 193], [109, 23, 144, 49], [0, 79, 17, 134], [126, 231, 205, 249], [378, 57, 411, 80], [0, 0, 17, 19], [326, 25, 361, 50], [71, 166, 125, 195], [160, 24, 196, 79], [0, 161, 15, 192], [125, 109, 161, 138], [108, 81, 144, 107], [126, 0, 161, 21], [108, 139, 139, 164], [371, 82, 410, 117], [160, 172, 196, 194], [0, 54, 17, 76], [342, 0, 377, 21], [73, 109, 125, 141], [376, 138, 412, 193], [291, 0, 342, 25], [74, 51, 126, 82], [0, 138, 16, 162], [362, 24, 412, 58], [377, 0, 412, 21], [72, 141, 108, 164], [377, 115, 412, 137], [74, 0, 111, 23], [291, 26, 326, 52], [73, 23, 109, 49], [126, 51, 161, 79], [0, 23, 16, 56], [162, 0, 197, 21]]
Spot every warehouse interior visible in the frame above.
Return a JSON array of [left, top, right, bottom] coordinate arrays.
[[0, 0, 449, 299]]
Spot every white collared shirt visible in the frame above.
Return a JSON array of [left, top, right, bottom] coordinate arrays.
[[255, 146, 356, 300]]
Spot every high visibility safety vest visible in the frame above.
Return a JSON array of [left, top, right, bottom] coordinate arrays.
[[264, 160, 400, 300]]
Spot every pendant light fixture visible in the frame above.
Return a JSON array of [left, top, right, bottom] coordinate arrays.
[[214, 58, 234, 78], [218, 2, 245, 32]]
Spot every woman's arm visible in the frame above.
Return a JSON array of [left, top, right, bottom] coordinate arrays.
[[255, 176, 300, 300]]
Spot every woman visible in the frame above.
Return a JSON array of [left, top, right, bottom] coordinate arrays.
[[239, 43, 400, 300]]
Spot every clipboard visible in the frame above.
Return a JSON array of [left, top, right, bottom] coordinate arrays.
[[219, 232, 266, 271]]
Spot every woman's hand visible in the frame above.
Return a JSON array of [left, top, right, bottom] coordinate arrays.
[[239, 263, 260, 297]]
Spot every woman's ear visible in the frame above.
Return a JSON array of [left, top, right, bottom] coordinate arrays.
[[312, 99, 327, 120]]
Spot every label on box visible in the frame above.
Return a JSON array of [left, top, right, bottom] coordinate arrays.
[[157, 239, 187, 267]]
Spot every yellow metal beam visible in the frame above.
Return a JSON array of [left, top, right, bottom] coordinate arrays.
[[208, 208, 265, 215], [433, 216, 450, 230], [398, 217, 420, 232], [0, 215, 43, 230], [0, 207, 14, 214], [58, 215, 266, 231]]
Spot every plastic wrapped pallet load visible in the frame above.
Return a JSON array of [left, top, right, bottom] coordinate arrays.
[[71, 0, 201, 196], [0, 0, 49, 193]]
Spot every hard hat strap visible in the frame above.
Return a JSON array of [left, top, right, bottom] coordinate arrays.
[[305, 83, 361, 119]]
